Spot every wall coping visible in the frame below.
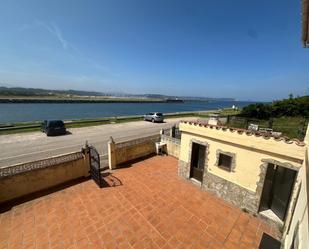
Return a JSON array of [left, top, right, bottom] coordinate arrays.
[[161, 134, 181, 144], [115, 134, 160, 149], [0, 151, 84, 179]]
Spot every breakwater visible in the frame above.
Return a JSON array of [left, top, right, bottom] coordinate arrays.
[[0, 98, 166, 103]]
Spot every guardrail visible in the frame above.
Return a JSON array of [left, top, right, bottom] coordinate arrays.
[[0, 124, 42, 131], [0, 110, 214, 132]]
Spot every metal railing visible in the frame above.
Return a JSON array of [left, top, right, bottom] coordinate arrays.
[[162, 126, 181, 140]]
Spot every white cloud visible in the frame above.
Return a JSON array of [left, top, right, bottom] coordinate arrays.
[[36, 20, 69, 50], [21, 20, 72, 50], [17, 20, 117, 83]]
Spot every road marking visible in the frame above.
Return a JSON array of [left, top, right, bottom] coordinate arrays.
[[0, 144, 81, 161]]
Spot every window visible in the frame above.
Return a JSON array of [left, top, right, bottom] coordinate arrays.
[[215, 150, 236, 172], [218, 153, 232, 171]]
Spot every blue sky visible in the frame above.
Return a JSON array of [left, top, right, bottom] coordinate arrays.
[[0, 0, 308, 101]]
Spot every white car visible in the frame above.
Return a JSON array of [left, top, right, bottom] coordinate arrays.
[[143, 112, 164, 123]]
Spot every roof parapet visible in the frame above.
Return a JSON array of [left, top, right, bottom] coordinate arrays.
[[180, 120, 306, 147]]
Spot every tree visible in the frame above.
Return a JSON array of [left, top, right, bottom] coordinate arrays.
[[240, 96, 309, 118]]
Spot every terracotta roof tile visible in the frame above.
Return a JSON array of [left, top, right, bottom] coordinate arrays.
[[180, 120, 306, 147]]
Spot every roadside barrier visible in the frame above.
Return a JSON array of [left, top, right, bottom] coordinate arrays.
[[0, 110, 214, 132]]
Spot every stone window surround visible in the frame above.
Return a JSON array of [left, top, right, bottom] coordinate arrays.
[[214, 149, 236, 172], [187, 139, 210, 182]]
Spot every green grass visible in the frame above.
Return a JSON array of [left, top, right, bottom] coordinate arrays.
[[0, 110, 213, 135], [0, 117, 145, 135], [218, 108, 241, 116], [272, 117, 308, 140], [2, 108, 305, 139], [0, 127, 41, 135], [227, 116, 308, 140]]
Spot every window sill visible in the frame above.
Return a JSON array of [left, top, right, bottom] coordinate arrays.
[[217, 165, 232, 172]]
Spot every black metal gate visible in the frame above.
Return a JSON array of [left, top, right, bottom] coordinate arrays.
[[89, 146, 102, 188]]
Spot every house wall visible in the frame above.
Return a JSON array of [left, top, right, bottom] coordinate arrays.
[[0, 151, 90, 204], [282, 125, 309, 249], [178, 122, 306, 216]]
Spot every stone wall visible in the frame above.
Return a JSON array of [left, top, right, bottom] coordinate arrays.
[[178, 160, 190, 179], [161, 134, 181, 158], [177, 159, 260, 213], [203, 170, 260, 213], [0, 150, 90, 204], [108, 135, 160, 169]]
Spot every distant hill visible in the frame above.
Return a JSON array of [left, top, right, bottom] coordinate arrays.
[[127, 94, 235, 102], [0, 86, 106, 97], [0, 86, 235, 101]]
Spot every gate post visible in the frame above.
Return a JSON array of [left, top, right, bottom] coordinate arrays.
[[108, 136, 116, 170], [171, 125, 176, 138]]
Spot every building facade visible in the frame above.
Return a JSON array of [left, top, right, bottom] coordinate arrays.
[[178, 121, 307, 231]]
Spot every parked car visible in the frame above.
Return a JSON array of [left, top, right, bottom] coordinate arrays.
[[144, 112, 164, 123], [42, 120, 66, 136]]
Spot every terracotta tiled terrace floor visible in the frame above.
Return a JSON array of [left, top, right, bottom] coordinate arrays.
[[0, 156, 280, 249]]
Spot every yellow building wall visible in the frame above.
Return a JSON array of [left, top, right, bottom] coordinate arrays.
[[179, 122, 305, 193], [283, 125, 309, 249]]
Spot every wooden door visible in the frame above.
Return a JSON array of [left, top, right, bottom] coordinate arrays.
[[190, 143, 206, 182]]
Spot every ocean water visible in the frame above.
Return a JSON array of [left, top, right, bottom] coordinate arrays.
[[0, 101, 254, 123]]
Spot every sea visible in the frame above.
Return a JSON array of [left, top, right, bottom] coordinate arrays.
[[0, 101, 255, 123]]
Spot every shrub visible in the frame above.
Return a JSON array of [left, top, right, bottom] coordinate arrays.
[[240, 96, 309, 118]]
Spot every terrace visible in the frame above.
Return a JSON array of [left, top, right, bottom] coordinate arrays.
[[0, 156, 280, 249]]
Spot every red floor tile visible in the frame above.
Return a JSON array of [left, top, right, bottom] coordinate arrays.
[[0, 156, 280, 248]]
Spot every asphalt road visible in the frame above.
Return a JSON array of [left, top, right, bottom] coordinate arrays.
[[0, 117, 197, 168]]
